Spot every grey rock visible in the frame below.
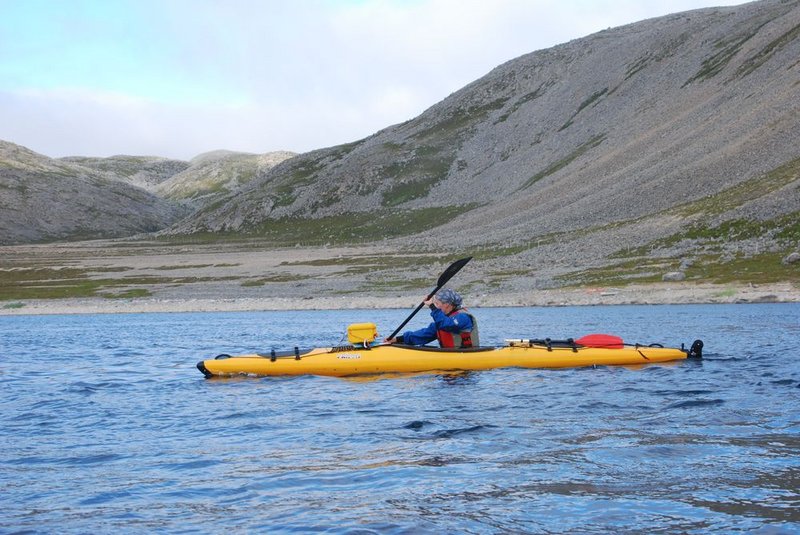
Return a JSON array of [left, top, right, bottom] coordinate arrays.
[[662, 271, 686, 282], [782, 252, 800, 265]]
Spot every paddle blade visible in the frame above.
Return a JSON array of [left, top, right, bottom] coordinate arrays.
[[436, 256, 472, 290], [576, 333, 624, 349]]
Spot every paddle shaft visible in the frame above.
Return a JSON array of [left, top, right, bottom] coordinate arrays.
[[387, 256, 472, 341], [387, 302, 428, 341]]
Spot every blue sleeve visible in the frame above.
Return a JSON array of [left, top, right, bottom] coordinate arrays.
[[402, 322, 438, 346]]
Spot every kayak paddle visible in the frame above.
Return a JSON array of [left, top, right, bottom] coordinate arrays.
[[387, 256, 472, 341]]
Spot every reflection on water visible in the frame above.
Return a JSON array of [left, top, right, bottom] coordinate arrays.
[[1, 304, 799, 532]]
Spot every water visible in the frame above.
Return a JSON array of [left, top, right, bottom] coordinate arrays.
[[2, 304, 799, 533]]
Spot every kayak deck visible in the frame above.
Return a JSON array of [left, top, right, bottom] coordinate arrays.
[[197, 339, 703, 378]]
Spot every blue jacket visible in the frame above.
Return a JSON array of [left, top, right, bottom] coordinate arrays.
[[402, 307, 474, 346]]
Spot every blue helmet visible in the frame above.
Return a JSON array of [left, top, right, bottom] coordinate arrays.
[[436, 288, 462, 307]]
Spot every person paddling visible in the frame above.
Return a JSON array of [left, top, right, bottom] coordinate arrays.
[[385, 288, 479, 348]]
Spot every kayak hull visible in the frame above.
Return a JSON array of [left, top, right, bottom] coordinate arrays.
[[197, 342, 694, 378]]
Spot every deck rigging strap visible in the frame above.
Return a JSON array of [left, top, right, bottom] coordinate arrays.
[[258, 347, 308, 361]]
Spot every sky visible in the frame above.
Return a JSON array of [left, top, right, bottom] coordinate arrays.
[[0, 0, 746, 161]]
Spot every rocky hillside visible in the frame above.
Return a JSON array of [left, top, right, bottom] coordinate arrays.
[[154, 150, 295, 207], [60, 154, 190, 190], [0, 141, 188, 244], [171, 0, 799, 270], [0, 144, 295, 244]]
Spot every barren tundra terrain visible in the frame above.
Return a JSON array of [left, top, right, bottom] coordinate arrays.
[[2, 240, 796, 316]]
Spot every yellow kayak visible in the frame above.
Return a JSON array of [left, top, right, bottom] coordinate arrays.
[[196, 336, 704, 378]]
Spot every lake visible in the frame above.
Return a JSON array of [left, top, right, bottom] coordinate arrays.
[[2, 304, 799, 533]]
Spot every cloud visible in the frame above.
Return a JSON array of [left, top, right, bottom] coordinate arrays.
[[0, 0, 746, 160]]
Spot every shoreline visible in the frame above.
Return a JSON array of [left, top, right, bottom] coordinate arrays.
[[2, 282, 797, 316]]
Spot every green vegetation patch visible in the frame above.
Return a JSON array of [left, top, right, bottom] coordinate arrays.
[[277, 254, 469, 277], [556, 257, 678, 287], [266, 152, 334, 208], [713, 288, 738, 298], [522, 134, 606, 189], [471, 244, 535, 260], [263, 142, 361, 209], [381, 146, 455, 196], [683, 24, 766, 86], [737, 22, 800, 77], [687, 252, 799, 285], [381, 174, 446, 207], [288, 155, 327, 184], [558, 251, 799, 288], [241, 274, 308, 286], [683, 216, 799, 243], [625, 55, 653, 80], [485, 268, 534, 288], [612, 157, 800, 261], [624, 34, 692, 82], [171, 204, 477, 247], [147, 263, 239, 271], [559, 88, 608, 131], [377, 98, 512, 208], [152, 264, 215, 270], [413, 97, 510, 142], [495, 84, 550, 124], [0, 267, 242, 301], [222, 205, 481, 246], [0, 267, 104, 300], [358, 277, 433, 292], [677, 157, 800, 218], [636, 212, 800, 256], [102, 289, 153, 299], [327, 141, 362, 160]]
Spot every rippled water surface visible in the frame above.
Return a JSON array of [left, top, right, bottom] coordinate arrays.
[[2, 304, 799, 533]]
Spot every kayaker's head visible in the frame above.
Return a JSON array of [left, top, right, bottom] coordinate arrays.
[[434, 288, 462, 313]]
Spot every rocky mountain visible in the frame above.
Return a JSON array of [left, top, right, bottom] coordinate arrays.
[[0, 144, 295, 244], [170, 0, 799, 269], [154, 150, 295, 207], [0, 141, 189, 244]]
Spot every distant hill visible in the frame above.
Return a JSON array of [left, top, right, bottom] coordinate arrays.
[[0, 141, 188, 244], [0, 143, 295, 244], [154, 150, 295, 207]]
